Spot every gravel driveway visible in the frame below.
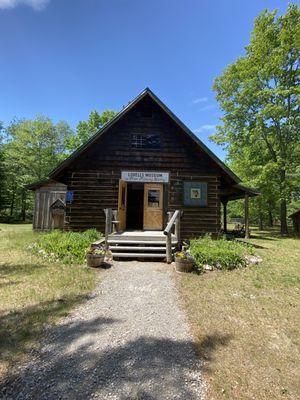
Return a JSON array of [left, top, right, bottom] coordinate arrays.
[[2, 261, 206, 400]]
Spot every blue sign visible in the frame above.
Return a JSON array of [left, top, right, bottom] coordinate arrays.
[[66, 191, 74, 203]]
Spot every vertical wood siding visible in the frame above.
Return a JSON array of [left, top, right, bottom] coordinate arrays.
[[33, 182, 66, 231]]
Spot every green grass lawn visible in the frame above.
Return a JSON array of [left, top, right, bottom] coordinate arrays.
[[0, 224, 96, 382], [178, 228, 300, 400]]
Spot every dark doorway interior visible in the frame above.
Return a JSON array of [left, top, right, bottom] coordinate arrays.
[[126, 183, 144, 230]]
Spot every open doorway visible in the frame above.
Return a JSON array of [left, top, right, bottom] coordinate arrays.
[[126, 183, 144, 230]]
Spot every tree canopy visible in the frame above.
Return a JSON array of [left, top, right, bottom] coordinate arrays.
[[212, 4, 300, 234], [0, 109, 117, 220], [67, 109, 117, 151]]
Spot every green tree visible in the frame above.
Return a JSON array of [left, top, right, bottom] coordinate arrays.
[[212, 4, 300, 234], [0, 121, 7, 215], [2, 116, 73, 220], [67, 109, 117, 151]]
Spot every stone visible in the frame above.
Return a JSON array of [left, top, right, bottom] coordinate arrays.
[[246, 255, 263, 265]]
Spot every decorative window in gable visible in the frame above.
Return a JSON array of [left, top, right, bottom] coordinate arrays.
[[131, 133, 161, 149]]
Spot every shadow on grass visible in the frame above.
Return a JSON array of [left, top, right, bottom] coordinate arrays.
[[0, 280, 20, 289], [0, 316, 232, 398], [0, 294, 93, 376], [0, 262, 49, 278], [195, 332, 233, 373]]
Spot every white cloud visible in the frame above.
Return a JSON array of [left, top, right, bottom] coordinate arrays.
[[199, 104, 217, 112], [192, 97, 208, 104], [193, 124, 216, 133], [0, 0, 49, 10]]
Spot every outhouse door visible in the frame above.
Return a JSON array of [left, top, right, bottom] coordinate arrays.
[[143, 183, 163, 230]]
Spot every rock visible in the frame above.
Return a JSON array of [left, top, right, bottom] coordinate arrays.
[[203, 264, 213, 271], [246, 255, 262, 265]]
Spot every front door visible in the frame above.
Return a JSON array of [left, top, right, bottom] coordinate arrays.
[[143, 183, 163, 230], [118, 179, 127, 231]]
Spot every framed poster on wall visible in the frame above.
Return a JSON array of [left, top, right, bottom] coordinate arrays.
[[183, 182, 207, 206]]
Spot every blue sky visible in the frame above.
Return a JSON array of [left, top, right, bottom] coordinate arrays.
[[0, 0, 291, 160]]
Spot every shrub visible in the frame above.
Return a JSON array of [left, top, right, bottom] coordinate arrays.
[[28, 229, 102, 264], [189, 234, 253, 272]]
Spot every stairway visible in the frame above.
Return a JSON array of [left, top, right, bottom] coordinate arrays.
[[95, 231, 178, 261]]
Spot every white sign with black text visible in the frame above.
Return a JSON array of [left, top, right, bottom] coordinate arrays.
[[121, 171, 169, 183]]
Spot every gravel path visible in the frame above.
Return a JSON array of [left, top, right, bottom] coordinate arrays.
[[2, 261, 206, 400]]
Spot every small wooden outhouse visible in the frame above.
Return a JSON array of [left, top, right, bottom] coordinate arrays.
[[26, 179, 67, 231]]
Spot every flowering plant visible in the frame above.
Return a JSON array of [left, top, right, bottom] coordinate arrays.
[[86, 246, 106, 256], [175, 249, 194, 262]]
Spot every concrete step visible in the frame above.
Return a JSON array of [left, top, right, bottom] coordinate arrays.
[[108, 239, 177, 245], [108, 235, 175, 242], [110, 246, 171, 251], [112, 252, 166, 258]]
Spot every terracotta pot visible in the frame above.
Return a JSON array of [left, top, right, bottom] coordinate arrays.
[[86, 253, 105, 268], [175, 257, 193, 273]]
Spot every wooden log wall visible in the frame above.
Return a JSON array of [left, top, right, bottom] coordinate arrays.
[[61, 96, 225, 238]]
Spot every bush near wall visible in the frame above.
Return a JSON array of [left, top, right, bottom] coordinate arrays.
[[28, 229, 102, 264], [189, 235, 253, 272]]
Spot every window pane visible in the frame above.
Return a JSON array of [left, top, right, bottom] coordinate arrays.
[[131, 133, 160, 149], [148, 190, 160, 207]]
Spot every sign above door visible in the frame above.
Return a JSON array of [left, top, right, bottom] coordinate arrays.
[[121, 171, 169, 183]]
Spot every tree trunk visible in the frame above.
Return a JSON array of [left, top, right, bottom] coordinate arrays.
[[259, 213, 264, 231], [10, 190, 15, 217], [21, 189, 26, 221], [268, 208, 273, 227], [279, 168, 288, 235], [280, 199, 288, 235]]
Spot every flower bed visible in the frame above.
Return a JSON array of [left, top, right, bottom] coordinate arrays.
[[28, 229, 102, 264], [188, 234, 255, 273]]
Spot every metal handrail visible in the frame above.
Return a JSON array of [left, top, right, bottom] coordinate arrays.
[[163, 210, 181, 263]]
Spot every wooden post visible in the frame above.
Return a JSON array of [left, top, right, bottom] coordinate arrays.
[[112, 209, 118, 233], [104, 208, 112, 250], [166, 232, 172, 263], [244, 194, 250, 239], [175, 217, 180, 245], [223, 201, 228, 233]]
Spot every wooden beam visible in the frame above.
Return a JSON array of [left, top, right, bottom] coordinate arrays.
[[244, 194, 250, 239]]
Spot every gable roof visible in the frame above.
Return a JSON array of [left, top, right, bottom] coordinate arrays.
[[25, 178, 67, 190], [49, 88, 241, 183], [50, 198, 66, 209]]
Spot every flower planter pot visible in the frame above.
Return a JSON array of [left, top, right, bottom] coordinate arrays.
[[175, 257, 193, 273], [86, 253, 105, 268]]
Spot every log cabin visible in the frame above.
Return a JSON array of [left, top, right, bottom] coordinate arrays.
[[27, 88, 258, 260]]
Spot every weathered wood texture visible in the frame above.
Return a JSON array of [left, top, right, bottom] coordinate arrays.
[[33, 181, 67, 231], [58, 97, 228, 238]]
